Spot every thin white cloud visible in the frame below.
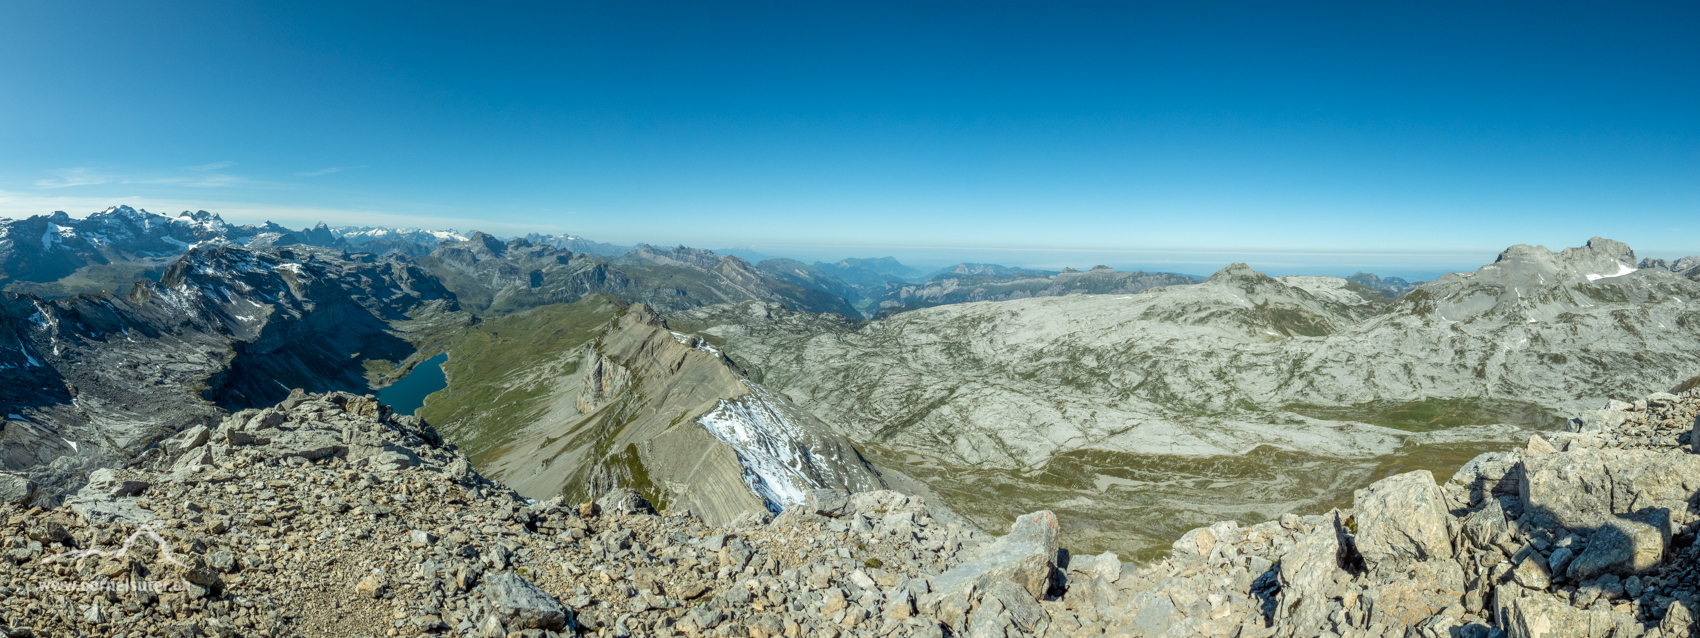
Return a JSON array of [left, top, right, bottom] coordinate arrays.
[[35, 168, 112, 189], [184, 161, 236, 171], [295, 165, 366, 177]]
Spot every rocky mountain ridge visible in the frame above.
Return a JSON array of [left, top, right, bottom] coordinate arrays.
[[0, 244, 455, 508], [433, 302, 895, 527], [3, 382, 1698, 637], [415, 235, 860, 316]]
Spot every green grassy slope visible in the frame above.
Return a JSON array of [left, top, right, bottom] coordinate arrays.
[[415, 296, 625, 463]]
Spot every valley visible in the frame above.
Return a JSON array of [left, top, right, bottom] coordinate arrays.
[[2, 211, 1697, 566]]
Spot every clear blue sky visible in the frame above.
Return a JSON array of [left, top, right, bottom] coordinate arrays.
[[1, 1, 1695, 276]]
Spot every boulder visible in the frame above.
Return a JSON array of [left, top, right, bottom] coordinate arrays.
[[1570, 408, 1628, 434], [1353, 470, 1454, 574], [1520, 448, 1700, 532], [260, 430, 347, 462], [1275, 518, 1350, 633], [1525, 434, 1558, 456], [482, 572, 574, 631], [1498, 588, 1641, 638], [1510, 547, 1552, 590], [1566, 516, 1666, 581], [595, 488, 656, 516], [929, 510, 1058, 602], [1662, 601, 1695, 638], [1448, 451, 1523, 504], [1461, 497, 1512, 550], [0, 471, 36, 506], [161, 426, 209, 457], [82, 469, 149, 498], [805, 489, 852, 518]]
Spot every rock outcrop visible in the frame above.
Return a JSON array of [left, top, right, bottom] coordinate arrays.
[[4, 383, 1700, 637]]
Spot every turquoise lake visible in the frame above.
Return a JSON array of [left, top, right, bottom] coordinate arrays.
[[377, 353, 448, 417]]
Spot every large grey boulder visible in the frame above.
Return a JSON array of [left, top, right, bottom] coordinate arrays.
[[1498, 587, 1641, 638], [1460, 497, 1513, 550], [805, 489, 852, 517], [1520, 448, 1700, 532], [1354, 470, 1454, 575], [1566, 515, 1667, 581], [262, 429, 347, 462], [1275, 517, 1351, 634], [0, 472, 36, 506], [160, 425, 209, 458], [81, 468, 149, 498], [1662, 601, 1695, 638], [595, 488, 657, 516], [930, 510, 1058, 602], [1447, 451, 1523, 505], [482, 571, 574, 631]]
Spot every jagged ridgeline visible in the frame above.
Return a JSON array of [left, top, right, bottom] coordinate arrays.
[[674, 238, 1700, 558], [1, 227, 947, 530], [415, 299, 925, 527]]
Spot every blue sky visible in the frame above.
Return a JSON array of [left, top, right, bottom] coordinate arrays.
[[1, 1, 1695, 276]]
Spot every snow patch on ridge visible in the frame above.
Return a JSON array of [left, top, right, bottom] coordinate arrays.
[[696, 387, 823, 513], [1586, 263, 1637, 281], [669, 331, 721, 356]]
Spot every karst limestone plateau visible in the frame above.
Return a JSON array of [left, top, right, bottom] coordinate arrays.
[[0, 227, 1698, 638]]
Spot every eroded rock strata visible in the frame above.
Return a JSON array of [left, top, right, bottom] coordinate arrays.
[[2, 385, 1699, 638]]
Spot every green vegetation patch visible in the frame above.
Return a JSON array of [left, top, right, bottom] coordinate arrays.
[[416, 295, 623, 461], [1282, 397, 1565, 432], [613, 443, 668, 512], [866, 431, 1534, 564], [1258, 302, 1333, 337]]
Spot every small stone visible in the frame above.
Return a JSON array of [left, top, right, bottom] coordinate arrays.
[[356, 574, 385, 598]]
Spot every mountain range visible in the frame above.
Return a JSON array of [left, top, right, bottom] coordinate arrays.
[[6, 205, 1700, 561], [674, 237, 1700, 556]]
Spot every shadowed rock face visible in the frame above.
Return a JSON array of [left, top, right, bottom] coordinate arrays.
[[0, 245, 451, 506]]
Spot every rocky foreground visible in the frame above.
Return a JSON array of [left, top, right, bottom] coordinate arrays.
[[1, 387, 1699, 638]]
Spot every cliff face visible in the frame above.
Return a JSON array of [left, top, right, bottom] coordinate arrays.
[[0, 245, 446, 507]]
